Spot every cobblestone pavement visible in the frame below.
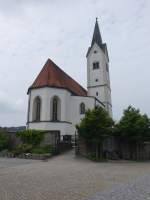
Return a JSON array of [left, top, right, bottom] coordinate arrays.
[[0, 158, 37, 169], [88, 175, 150, 200], [1, 151, 150, 200]]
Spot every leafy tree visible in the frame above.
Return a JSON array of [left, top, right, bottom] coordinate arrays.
[[0, 132, 9, 151], [76, 107, 114, 158], [116, 106, 150, 142]]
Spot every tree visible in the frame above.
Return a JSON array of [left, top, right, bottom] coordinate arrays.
[[0, 132, 9, 151], [116, 106, 150, 142], [116, 106, 150, 160], [76, 107, 114, 158]]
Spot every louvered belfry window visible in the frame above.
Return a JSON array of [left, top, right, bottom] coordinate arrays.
[[93, 62, 99, 70]]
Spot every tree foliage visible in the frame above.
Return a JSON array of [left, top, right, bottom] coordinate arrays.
[[0, 132, 9, 151], [116, 106, 150, 141], [76, 107, 114, 144], [17, 129, 45, 147]]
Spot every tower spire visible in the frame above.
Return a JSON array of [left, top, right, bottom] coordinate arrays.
[[91, 18, 102, 47]]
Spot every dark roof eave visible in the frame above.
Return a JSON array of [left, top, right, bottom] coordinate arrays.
[[86, 42, 108, 58], [27, 85, 87, 96], [95, 97, 105, 107]]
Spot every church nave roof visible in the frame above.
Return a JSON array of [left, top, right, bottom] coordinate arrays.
[[28, 58, 87, 96]]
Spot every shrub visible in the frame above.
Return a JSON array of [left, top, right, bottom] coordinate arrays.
[[0, 132, 9, 151], [14, 130, 55, 155], [12, 144, 32, 155], [87, 153, 107, 162], [17, 129, 45, 147], [31, 145, 54, 154]]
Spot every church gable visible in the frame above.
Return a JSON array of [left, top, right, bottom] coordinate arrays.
[[27, 19, 112, 133], [28, 58, 87, 96]]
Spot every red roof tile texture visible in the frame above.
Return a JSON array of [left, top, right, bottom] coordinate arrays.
[[28, 59, 87, 96]]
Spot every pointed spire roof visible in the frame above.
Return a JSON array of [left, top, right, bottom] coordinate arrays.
[[86, 18, 109, 60], [91, 18, 102, 47], [28, 59, 87, 96]]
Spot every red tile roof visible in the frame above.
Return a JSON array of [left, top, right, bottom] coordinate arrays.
[[28, 59, 87, 96]]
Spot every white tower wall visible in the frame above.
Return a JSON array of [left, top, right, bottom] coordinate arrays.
[[87, 24, 112, 116]]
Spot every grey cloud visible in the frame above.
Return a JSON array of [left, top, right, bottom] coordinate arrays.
[[0, 101, 20, 114], [0, 92, 25, 114]]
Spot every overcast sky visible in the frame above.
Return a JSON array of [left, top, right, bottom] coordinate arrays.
[[0, 0, 150, 126]]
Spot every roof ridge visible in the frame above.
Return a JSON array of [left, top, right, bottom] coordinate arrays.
[[28, 58, 87, 96], [47, 58, 87, 92]]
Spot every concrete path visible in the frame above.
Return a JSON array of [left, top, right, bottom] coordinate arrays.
[[0, 151, 150, 200]]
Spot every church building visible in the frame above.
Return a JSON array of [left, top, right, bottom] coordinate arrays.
[[27, 19, 112, 137]]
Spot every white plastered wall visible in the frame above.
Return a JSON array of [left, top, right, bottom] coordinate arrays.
[[28, 87, 74, 135], [28, 87, 96, 135], [69, 95, 95, 126], [87, 43, 112, 116]]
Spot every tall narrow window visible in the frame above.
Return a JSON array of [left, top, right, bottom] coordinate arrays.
[[52, 97, 58, 121], [80, 103, 85, 114], [51, 96, 61, 121], [33, 96, 41, 121], [106, 63, 109, 71]]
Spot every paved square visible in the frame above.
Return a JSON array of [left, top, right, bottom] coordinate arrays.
[[0, 151, 150, 200]]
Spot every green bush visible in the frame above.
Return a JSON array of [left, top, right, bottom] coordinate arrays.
[[31, 145, 54, 154], [17, 129, 45, 147], [12, 144, 53, 155], [14, 130, 54, 156], [12, 144, 32, 155], [0, 132, 9, 151], [87, 153, 107, 162]]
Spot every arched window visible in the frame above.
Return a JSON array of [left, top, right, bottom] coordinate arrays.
[[53, 97, 58, 121], [80, 103, 85, 114], [51, 96, 61, 121], [33, 96, 41, 121]]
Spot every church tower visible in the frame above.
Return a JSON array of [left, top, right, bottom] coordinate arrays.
[[86, 19, 112, 116]]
